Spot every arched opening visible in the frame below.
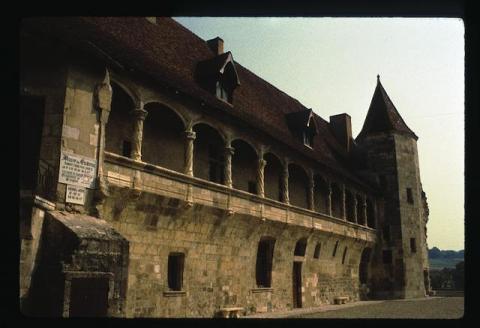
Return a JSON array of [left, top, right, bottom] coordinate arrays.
[[193, 123, 224, 183], [288, 163, 309, 209], [231, 139, 257, 193], [357, 195, 366, 225], [313, 243, 321, 259], [331, 184, 343, 218], [366, 199, 376, 228], [142, 103, 185, 172], [345, 189, 356, 223], [359, 247, 372, 300], [264, 152, 282, 201], [255, 237, 276, 288], [294, 238, 308, 257], [314, 175, 329, 214], [105, 82, 135, 157]]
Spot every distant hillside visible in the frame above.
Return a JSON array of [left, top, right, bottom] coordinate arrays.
[[428, 247, 464, 270]]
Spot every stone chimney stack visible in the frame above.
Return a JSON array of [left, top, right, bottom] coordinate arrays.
[[329, 113, 353, 152], [207, 37, 224, 55]]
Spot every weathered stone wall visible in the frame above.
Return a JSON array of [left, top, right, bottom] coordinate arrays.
[[357, 132, 428, 299], [100, 181, 371, 317], [394, 134, 428, 298]]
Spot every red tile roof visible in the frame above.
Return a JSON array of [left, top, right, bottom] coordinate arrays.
[[21, 16, 376, 190]]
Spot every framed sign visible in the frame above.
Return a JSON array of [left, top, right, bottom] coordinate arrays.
[[59, 152, 97, 189]]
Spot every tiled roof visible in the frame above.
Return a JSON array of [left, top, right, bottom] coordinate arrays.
[[21, 17, 375, 189], [357, 77, 417, 141]]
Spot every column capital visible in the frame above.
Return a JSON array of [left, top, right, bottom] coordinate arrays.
[[185, 130, 196, 140], [130, 108, 148, 121], [225, 146, 235, 156], [258, 158, 267, 169]]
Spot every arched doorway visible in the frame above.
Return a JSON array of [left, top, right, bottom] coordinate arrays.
[[359, 247, 372, 300]]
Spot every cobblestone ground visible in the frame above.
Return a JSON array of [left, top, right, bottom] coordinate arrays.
[[292, 297, 464, 319]]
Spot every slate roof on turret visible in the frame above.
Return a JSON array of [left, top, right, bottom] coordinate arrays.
[[21, 16, 375, 190], [357, 76, 418, 141]]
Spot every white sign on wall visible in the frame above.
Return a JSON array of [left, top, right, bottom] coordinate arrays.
[[66, 185, 86, 205], [59, 152, 97, 189]]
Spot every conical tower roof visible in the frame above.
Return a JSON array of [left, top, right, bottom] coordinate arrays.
[[357, 75, 418, 141]]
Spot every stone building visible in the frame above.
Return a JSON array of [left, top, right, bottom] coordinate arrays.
[[19, 17, 431, 317]]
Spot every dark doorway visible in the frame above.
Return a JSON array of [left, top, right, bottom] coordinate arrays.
[[359, 247, 372, 300], [20, 96, 45, 191], [292, 262, 302, 308], [69, 278, 109, 317]]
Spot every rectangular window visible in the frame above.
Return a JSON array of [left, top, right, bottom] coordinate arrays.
[[122, 140, 131, 158], [407, 188, 414, 204], [332, 240, 339, 257], [168, 253, 185, 291], [382, 250, 392, 264], [342, 247, 348, 264], [256, 238, 275, 288], [248, 181, 257, 194], [410, 238, 417, 253]]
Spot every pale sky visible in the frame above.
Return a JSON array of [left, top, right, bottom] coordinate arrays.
[[174, 17, 465, 251]]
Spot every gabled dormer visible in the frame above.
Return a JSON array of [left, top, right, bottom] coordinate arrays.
[[285, 108, 318, 148], [196, 37, 240, 104]]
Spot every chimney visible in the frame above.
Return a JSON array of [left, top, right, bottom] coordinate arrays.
[[329, 113, 353, 152], [207, 37, 224, 55]]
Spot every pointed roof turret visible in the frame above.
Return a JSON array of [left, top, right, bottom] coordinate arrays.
[[357, 76, 418, 141]]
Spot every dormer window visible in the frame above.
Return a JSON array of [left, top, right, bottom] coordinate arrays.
[[286, 108, 318, 149], [216, 79, 232, 103], [303, 130, 314, 148], [196, 50, 240, 105]]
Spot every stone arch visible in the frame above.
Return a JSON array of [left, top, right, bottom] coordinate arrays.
[[359, 247, 372, 300], [109, 75, 142, 108], [264, 152, 282, 201], [143, 100, 188, 128], [288, 163, 309, 209], [142, 102, 186, 172], [314, 175, 329, 214], [331, 183, 343, 219], [294, 237, 308, 257], [231, 139, 258, 193], [105, 81, 135, 157], [191, 120, 227, 143], [345, 189, 356, 223], [192, 123, 225, 183]]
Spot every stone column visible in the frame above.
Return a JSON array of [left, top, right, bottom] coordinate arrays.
[[224, 144, 234, 188], [341, 184, 346, 220], [95, 71, 113, 184], [282, 161, 290, 205], [184, 130, 196, 176], [362, 195, 368, 226], [130, 107, 148, 161], [327, 181, 333, 216], [257, 158, 267, 197], [308, 171, 315, 211]]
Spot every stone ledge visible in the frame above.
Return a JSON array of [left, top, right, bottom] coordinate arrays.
[[163, 290, 186, 297], [251, 288, 274, 293]]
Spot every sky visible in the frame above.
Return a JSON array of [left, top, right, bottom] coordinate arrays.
[[174, 17, 465, 251]]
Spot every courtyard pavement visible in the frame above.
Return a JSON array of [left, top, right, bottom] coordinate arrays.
[[243, 297, 464, 319]]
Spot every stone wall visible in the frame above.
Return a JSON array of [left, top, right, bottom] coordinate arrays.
[[100, 156, 375, 317]]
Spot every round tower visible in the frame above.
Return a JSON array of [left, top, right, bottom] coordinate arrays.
[[356, 76, 429, 299]]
